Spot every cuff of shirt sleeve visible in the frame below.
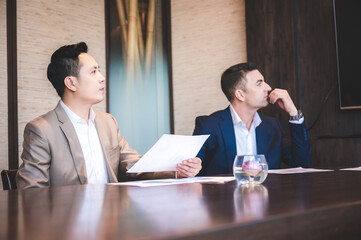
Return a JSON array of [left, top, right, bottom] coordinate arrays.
[[289, 117, 304, 124]]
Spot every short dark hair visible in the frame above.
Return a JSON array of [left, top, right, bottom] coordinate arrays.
[[47, 42, 88, 97], [221, 62, 259, 102]]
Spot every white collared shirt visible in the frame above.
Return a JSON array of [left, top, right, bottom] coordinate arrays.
[[230, 105, 304, 156], [60, 100, 109, 184], [229, 105, 262, 156]]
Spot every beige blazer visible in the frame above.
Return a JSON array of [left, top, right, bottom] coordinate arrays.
[[16, 103, 172, 189]]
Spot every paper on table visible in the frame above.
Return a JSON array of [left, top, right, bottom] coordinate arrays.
[[127, 134, 209, 173], [339, 166, 361, 171], [107, 176, 236, 187], [268, 167, 334, 174]]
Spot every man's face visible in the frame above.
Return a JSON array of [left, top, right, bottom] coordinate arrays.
[[75, 53, 105, 105], [241, 70, 272, 110]]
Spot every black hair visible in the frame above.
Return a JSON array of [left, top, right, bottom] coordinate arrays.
[[47, 42, 88, 97], [221, 62, 259, 102]]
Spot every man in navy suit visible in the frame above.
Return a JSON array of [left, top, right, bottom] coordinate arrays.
[[193, 63, 311, 176]]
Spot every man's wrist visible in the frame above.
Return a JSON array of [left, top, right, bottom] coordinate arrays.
[[289, 110, 303, 121]]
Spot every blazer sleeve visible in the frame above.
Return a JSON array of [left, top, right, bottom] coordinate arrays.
[[16, 122, 51, 189], [286, 121, 312, 167], [193, 116, 216, 176], [193, 117, 208, 162]]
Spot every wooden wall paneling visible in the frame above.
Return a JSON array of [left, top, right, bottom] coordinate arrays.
[[246, 0, 297, 136], [1, 0, 9, 181], [295, 0, 361, 167], [162, 0, 175, 134], [246, 0, 361, 167], [295, 0, 338, 136], [7, 0, 18, 169]]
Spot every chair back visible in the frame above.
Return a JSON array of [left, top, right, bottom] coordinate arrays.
[[1, 169, 18, 190]]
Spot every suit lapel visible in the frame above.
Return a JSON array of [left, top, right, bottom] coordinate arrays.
[[94, 113, 118, 183], [256, 115, 271, 155], [219, 107, 237, 173], [55, 103, 87, 184]]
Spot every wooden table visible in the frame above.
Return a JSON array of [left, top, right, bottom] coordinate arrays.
[[1, 170, 361, 240]]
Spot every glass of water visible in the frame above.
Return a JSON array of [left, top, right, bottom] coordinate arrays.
[[233, 155, 268, 185]]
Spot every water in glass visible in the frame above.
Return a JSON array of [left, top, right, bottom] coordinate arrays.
[[233, 155, 268, 185]]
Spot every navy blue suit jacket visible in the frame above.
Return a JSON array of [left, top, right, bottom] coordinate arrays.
[[193, 107, 311, 176]]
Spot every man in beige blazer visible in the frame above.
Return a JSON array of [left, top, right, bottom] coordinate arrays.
[[16, 42, 201, 189]]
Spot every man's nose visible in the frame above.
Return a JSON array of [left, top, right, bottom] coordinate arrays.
[[265, 82, 272, 91], [99, 73, 105, 83]]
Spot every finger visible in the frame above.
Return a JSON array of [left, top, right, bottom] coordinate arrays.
[[177, 163, 192, 173], [177, 163, 199, 177], [269, 93, 280, 104], [177, 167, 193, 178], [179, 158, 201, 170], [268, 90, 279, 104], [176, 170, 186, 178], [181, 161, 200, 169], [183, 157, 201, 164]]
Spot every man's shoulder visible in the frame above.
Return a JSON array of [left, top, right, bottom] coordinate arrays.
[[94, 110, 115, 120], [94, 110, 118, 127], [27, 108, 58, 129], [196, 107, 230, 123]]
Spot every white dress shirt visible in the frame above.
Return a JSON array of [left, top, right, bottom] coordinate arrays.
[[229, 105, 262, 156], [60, 100, 109, 184], [229, 105, 304, 156]]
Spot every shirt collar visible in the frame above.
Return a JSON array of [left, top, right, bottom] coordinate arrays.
[[60, 100, 95, 125], [229, 104, 262, 130]]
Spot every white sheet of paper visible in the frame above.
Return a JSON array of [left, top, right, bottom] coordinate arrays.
[[107, 176, 236, 187], [339, 166, 361, 171], [127, 134, 209, 173], [268, 167, 334, 174]]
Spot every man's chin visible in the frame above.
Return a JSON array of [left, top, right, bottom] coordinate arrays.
[[93, 98, 104, 105]]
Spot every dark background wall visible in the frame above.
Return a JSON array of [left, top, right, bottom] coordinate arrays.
[[246, 0, 361, 167]]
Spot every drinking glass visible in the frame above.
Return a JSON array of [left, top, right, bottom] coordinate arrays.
[[233, 154, 268, 185]]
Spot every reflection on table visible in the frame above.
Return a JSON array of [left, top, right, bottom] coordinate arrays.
[[234, 184, 269, 220], [1, 170, 361, 240]]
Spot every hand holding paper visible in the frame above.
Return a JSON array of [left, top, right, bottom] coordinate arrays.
[[127, 134, 209, 175], [176, 157, 202, 178]]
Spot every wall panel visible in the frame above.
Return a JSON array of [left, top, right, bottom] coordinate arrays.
[[246, 0, 361, 167], [296, 0, 361, 167], [171, 0, 247, 134], [246, 0, 297, 135], [0, 0, 8, 179]]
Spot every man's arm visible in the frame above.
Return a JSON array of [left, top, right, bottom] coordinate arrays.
[[192, 116, 212, 176], [268, 88, 298, 116], [288, 122, 312, 167], [269, 88, 311, 167], [16, 123, 51, 189]]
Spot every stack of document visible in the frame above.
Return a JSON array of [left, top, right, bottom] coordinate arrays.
[[108, 176, 236, 187], [268, 167, 333, 174], [339, 166, 361, 171]]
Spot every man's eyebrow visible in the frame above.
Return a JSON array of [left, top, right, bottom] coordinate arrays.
[[256, 79, 263, 84]]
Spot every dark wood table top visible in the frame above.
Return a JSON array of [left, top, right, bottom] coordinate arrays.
[[1, 170, 361, 240]]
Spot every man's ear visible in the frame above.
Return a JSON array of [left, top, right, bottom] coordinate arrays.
[[64, 76, 77, 92], [234, 89, 245, 102]]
